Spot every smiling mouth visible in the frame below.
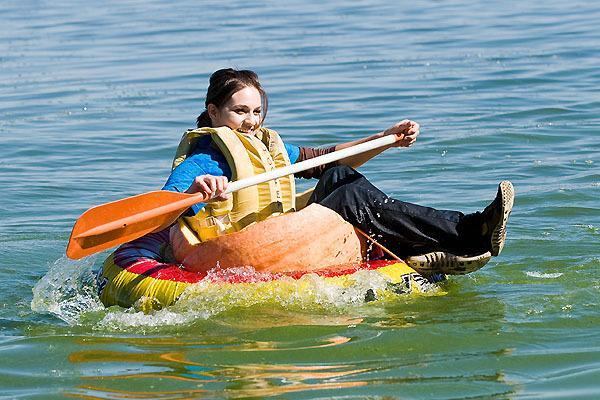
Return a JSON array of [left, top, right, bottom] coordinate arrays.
[[238, 126, 255, 134]]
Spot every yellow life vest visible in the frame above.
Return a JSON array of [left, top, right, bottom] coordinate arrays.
[[172, 126, 296, 244]]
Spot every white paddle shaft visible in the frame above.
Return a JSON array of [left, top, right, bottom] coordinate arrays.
[[73, 134, 398, 240], [225, 134, 397, 195]]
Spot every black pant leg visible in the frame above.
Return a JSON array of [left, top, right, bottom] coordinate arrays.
[[307, 165, 484, 258]]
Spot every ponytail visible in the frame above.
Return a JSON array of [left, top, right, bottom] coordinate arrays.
[[196, 110, 212, 128]]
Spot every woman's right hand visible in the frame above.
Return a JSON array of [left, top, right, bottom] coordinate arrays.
[[185, 174, 229, 201]]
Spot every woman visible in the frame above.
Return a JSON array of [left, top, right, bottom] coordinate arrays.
[[163, 68, 514, 275]]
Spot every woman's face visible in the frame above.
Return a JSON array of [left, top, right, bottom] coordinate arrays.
[[208, 86, 262, 134]]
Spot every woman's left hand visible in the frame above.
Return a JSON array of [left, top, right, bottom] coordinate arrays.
[[383, 119, 420, 147]]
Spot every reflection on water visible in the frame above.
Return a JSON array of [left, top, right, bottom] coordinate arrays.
[[68, 334, 370, 398], [61, 304, 522, 399], [68, 339, 517, 398]]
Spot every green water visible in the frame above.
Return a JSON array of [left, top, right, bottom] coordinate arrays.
[[1, 0, 599, 398]]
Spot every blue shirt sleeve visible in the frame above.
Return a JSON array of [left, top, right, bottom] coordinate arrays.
[[162, 138, 232, 214], [285, 143, 300, 164]]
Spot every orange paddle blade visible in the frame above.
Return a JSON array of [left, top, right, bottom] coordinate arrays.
[[66, 190, 206, 259]]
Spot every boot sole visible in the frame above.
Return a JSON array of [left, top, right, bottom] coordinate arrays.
[[406, 251, 492, 275], [491, 180, 514, 256]]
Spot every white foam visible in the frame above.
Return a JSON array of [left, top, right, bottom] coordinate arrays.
[[97, 308, 204, 330], [525, 271, 563, 279], [174, 266, 393, 314]]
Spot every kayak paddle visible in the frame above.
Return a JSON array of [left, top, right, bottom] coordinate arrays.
[[66, 134, 399, 259]]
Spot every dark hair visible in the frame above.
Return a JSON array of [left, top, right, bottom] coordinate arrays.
[[196, 68, 268, 128]]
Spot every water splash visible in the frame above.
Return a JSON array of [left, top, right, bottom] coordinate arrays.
[[32, 259, 438, 330], [97, 307, 204, 330], [94, 266, 410, 330], [31, 256, 104, 325], [174, 267, 395, 314]]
